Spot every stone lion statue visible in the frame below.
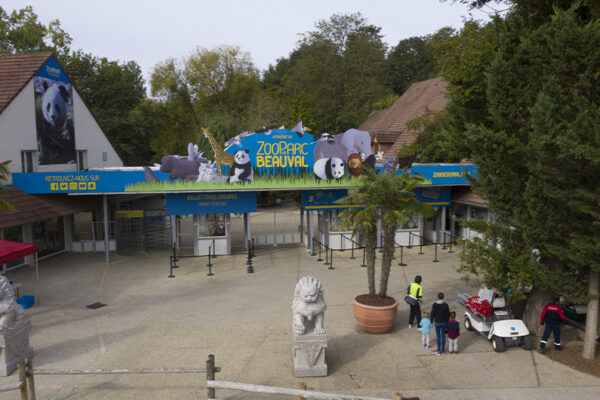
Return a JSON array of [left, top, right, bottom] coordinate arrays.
[[0, 276, 24, 332], [292, 276, 326, 335]]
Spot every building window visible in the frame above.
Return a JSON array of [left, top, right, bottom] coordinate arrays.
[[21, 151, 35, 172], [32, 217, 65, 258], [77, 150, 87, 171]]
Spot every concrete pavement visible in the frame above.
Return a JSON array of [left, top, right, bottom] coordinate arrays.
[[0, 244, 598, 399]]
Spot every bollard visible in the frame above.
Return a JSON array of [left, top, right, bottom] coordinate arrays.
[[317, 241, 323, 262], [324, 244, 330, 265], [398, 246, 406, 266], [433, 244, 439, 263], [407, 232, 412, 249], [419, 237, 424, 255], [328, 248, 334, 270], [350, 239, 356, 259]]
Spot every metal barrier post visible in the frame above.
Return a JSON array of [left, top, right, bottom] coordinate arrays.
[[398, 246, 406, 266], [328, 249, 334, 270], [433, 244, 439, 263], [448, 234, 454, 253], [350, 237, 356, 259], [317, 240, 323, 262], [247, 240, 254, 273], [407, 232, 412, 249], [310, 237, 316, 256], [168, 256, 175, 278], [172, 245, 178, 269], [441, 231, 447, 250], [419, 235, 424, 255], [212, 239, 217, 258], [324, 244, 330, 265], [207, 245, 214, 276], [252, 238, 255, 257]]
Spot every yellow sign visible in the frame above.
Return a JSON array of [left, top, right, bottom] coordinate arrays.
[[115, 210, 144, 218]]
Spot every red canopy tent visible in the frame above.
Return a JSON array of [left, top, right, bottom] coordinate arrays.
[[0, 239, 38, 280]]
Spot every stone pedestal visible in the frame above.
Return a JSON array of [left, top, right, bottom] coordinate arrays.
[[0, 319, 33, 376], [293, 332, 327, 377]]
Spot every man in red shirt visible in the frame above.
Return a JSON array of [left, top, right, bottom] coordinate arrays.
[[539, 297, 568, 354]]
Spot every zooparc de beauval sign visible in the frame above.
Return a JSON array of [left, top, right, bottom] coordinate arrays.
[[12, 126, 478, 194]]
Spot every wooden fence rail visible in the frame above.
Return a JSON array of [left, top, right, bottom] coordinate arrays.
[[207, 380, 397, 400], [16, 355, 220, 400], [31, 367, 207, 375]]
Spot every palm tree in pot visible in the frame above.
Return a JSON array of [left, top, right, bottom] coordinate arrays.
[[339, 168, 434, 333]]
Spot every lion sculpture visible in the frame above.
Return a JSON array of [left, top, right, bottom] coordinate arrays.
[[0, 276, 24, 332], [292, 276, 326, 335]]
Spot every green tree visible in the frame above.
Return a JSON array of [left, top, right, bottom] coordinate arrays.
[[59, 51, 148, 165], [150, 46, 260, 159], [340, 169, 434, 299], [386, 34, 441, 95], [447, 6, 600, 359], [0, 6, 71, 55], [0, 160, 16, 213], [265, 13, 392, 133]]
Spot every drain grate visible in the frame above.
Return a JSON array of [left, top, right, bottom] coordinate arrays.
[[86, 302, 107, 310]]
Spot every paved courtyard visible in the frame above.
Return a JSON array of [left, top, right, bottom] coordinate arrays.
[[1, 244, 599, 399]]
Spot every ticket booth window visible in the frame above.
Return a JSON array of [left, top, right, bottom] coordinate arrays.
[[329, 210, 348, 232], [197, 214, 225, 237], [399, 214, 419, 230]]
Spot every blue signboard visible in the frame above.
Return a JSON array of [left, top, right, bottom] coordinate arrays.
[[165, 192, 257, 216], [12, 170, 171, 194], [410, 164, 478, 185], [414, 187, 451, 209], [302, 187, 450, 212], [302, 190, 351, 211], [36, 57, 71, 83]]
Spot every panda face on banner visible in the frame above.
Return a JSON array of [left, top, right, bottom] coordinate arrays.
[[34, 74, 76, 165]]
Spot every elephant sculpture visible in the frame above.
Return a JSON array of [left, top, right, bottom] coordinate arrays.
[[313, 128, 372, 162]]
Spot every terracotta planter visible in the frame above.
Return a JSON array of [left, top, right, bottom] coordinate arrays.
[[353, 295, 398, 334]]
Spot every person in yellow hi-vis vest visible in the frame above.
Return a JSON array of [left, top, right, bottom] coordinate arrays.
[[407, 275, 423, 328]]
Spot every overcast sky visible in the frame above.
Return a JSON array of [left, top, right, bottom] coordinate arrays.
[[4, 1, 500, 83]]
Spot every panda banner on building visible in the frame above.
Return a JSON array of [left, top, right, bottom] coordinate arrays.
[[34, 57, 76, 165]]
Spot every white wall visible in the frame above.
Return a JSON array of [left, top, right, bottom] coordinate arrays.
[[0, 81, 123, 185], [71, 89, 122, 169], [0, 81, 38, 182]]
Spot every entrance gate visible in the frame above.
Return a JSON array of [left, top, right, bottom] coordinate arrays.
[[115, 215, 172, 253], [249, 210, 301, 247]]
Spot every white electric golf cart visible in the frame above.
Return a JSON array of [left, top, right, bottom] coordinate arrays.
[[457, 288, 533, 352]]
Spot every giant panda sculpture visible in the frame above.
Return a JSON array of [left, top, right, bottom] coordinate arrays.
[[313, 157, 345, 181], [227, 149, 253, 183]]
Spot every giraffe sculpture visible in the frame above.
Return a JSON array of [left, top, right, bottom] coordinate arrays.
[[203, 128, 235, 176]]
